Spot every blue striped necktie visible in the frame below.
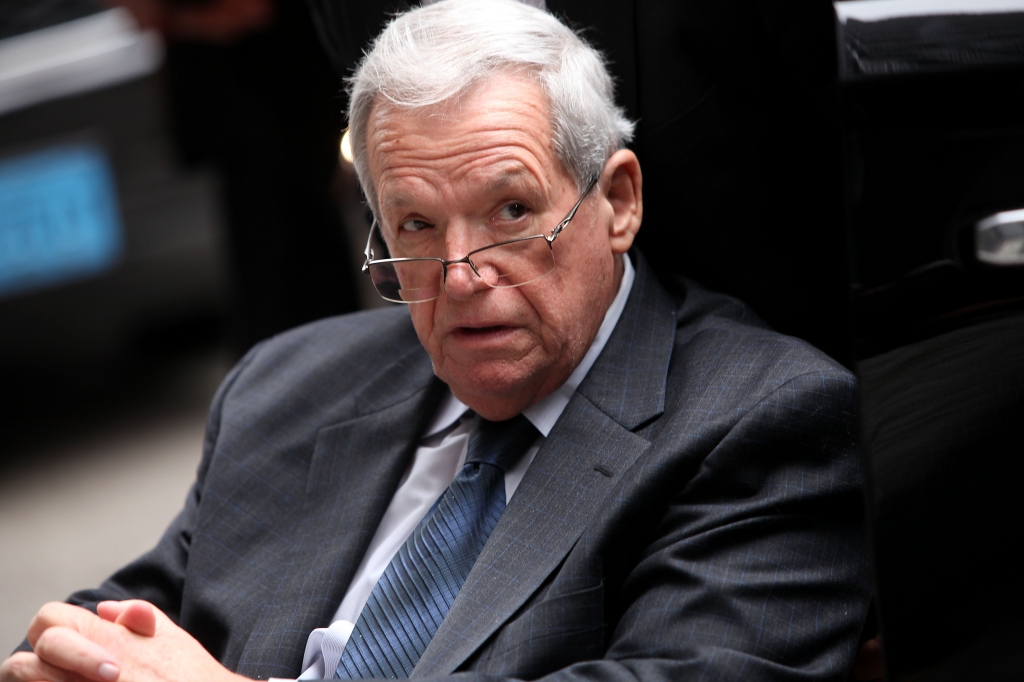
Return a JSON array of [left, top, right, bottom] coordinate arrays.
[[335, 413, 539, 679]]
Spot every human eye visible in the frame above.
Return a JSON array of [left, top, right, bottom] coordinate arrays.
[[496, 202, 529, 221], [399, 218, 433, 232]]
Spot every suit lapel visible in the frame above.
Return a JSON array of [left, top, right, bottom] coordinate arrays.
[[413, 253, 678, 675], [237, 340, 443, 679], [577, 250, 678, 429]]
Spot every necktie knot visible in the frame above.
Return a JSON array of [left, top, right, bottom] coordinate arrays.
[[465, 413, 539, 472]]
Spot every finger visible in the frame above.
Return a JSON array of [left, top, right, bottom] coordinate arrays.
[[851, 634, 885, 681], [113, 602, 157, 638], [95, 603, 126, 624], [32, 628, 120, 682], [0, 652, 71, 682], [27, 604, 97, 648], [0, 651, 83, 682]]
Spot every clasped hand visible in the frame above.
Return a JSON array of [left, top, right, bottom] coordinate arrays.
[[0, 601, 245, 682], [3, 600, 887, 682]]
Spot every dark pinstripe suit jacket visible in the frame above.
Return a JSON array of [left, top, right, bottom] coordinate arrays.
[[68, 253, 870, 681]]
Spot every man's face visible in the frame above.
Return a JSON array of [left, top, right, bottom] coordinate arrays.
[[366, 75, 638, 420]]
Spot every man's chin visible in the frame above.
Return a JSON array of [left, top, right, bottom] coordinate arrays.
[[438, 359, 542, 419]]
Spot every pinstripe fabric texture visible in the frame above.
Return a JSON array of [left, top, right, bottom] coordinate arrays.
[[61, 251, 871, 682], [336, 415, 538, 678]]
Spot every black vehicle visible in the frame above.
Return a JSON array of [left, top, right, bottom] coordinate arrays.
[[0, 3, 227, 369], [836, 1, 1024, 679]]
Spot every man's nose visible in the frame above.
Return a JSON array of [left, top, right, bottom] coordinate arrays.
[[443, 259, 489, 300], [441, 229, 489, 300]]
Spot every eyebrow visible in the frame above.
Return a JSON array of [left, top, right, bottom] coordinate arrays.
[[378, 169, 540, 215], [379, 189, 411, 214], [487, 169, 534, 194]]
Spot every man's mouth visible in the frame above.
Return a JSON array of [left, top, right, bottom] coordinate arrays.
[[450, 325, 518, 343], [460, 325, 509, 335]]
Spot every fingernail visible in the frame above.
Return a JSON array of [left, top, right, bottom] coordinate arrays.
[[98, 662, 120, 681]]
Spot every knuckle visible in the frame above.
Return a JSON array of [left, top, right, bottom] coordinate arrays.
[[2, 653, 35, 681], [33, 629, 57, 657], [34, 626, 74, 661], [30, 602, 61, 630]]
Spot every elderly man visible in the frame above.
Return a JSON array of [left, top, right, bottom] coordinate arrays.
[[3, 1, 869, 681]]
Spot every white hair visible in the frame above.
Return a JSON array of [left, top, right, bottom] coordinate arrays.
[[346, 0, 635, 216]]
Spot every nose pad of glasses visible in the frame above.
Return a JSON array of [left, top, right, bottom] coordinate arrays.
[[470, 259, 509, 287], [442, 259, 489, 298]]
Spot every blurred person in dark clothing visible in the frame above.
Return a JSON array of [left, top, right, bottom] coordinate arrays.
[[115, 0, 361, 355]]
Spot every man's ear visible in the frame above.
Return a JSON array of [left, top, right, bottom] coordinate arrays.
[[601, 149, 643, 254]]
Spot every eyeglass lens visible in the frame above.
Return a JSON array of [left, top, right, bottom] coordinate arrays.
[[367, 237, 555, 303]]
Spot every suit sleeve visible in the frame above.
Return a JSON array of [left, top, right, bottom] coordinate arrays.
[[61, 345, 265, 623], [595, 369, 868, 681]]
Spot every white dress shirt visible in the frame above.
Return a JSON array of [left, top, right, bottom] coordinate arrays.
[[296, 254, 634, 680]]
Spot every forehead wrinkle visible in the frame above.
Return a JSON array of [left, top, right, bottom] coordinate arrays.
[[372, 107, 554, 172], [378, 149, 548, 206], [448, 154, 547, 193], [368, 78, 564, 215], [380, 133, 550, 173]]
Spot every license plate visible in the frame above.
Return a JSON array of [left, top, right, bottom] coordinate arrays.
[[0, 143, 123, 298]]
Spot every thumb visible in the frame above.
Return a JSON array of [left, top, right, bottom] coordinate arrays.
[[97, 601, 158, 637], [96, 601, 128, 623]]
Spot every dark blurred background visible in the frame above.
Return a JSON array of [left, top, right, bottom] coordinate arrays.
[[0, 0, 378, 649]]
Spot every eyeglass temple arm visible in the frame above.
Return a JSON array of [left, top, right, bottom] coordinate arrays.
[[362, 219, 377, 272], [548, 175, 600, 242]]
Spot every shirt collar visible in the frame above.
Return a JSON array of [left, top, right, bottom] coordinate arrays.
[[423, 253, 636, 438]]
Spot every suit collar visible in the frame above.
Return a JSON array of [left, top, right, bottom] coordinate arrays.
[[576, 249, 677, 430], [237, 325, 444, 679], [350, 330, 442, 417]]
